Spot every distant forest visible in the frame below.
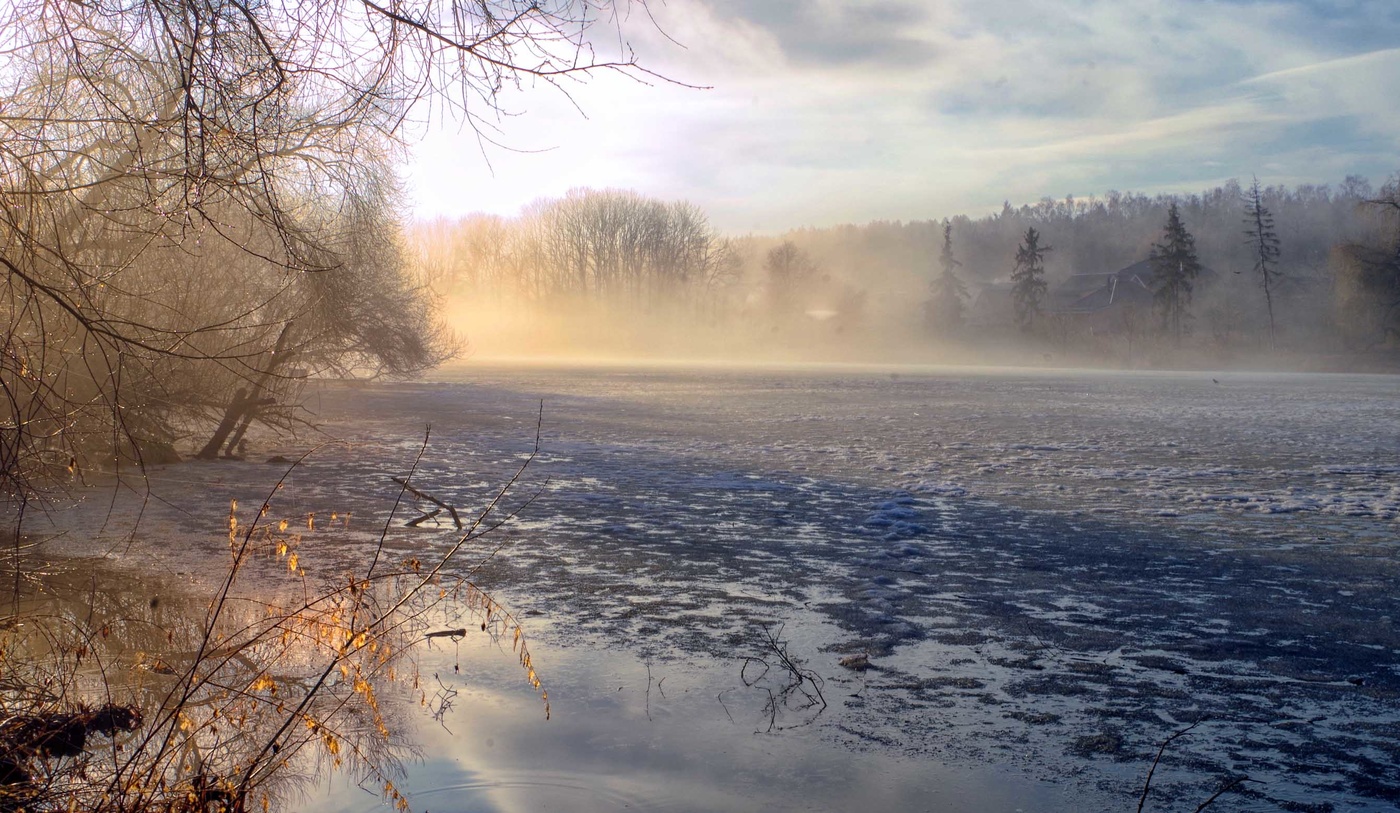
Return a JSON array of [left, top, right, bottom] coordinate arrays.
[[415, 176, 1400, 369]]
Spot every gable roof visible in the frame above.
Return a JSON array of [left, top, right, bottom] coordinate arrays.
[[1049, 260, 1155, 314]]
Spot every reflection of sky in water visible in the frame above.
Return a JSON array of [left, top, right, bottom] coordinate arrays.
[[309, 631, 1070, 813]]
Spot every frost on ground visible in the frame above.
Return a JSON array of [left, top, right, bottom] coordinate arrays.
[[59, 365, 1400, 812]]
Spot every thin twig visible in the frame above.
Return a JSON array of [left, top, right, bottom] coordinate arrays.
[[1138, 721, 1203, 813], [1193, 777, 1255, 812]]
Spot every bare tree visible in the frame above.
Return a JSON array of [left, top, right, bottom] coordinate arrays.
[[1332, 176, 1400, 349], [1, 0, 651, 498], [764, 240, 819, 321], [429, 189, 734, 307]]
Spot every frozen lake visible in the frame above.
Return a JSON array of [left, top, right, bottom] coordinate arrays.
[[53, 363, 1400, 811]]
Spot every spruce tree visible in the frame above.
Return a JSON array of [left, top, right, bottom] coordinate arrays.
[[1149, 203, 1202, 345], [926, 220, 968, 334], [1011, 227, 1050, 333], [1244, 177, 1283, 349]]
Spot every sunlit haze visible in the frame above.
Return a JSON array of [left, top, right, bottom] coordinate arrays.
[[7, 2, 1400, 811], [406, 0, 1400, 232]]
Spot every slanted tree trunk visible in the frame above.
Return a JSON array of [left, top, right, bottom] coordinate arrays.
[[196, 324, 293, 460], [223, 407, 259, 458]]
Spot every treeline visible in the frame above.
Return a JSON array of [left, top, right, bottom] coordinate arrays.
[[760, 176, 1399, 357], [944, 177, 1376, 282], [421, 175, 1400, 365], [415, 189, 739, 306], [754, 179, 1371, 312]]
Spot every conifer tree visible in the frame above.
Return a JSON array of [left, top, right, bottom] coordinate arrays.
[[1011, 227, 1050, 333], [1149, 203, 1202, 345], [1244, 177, 1283, 349], [926, 220, 968, 334]]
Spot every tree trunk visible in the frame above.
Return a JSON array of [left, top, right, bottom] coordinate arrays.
[[196, 389, 254, 460], [196, 323, 294, 460]]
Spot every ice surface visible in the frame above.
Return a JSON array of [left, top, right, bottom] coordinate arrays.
[[46, 364, 1400, 811]]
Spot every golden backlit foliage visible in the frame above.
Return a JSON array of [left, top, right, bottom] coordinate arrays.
[[1, 440, 547, 812], [415, 189, 741, 306]]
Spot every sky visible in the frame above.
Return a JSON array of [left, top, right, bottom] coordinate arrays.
[[404, 0, 1400, 234]]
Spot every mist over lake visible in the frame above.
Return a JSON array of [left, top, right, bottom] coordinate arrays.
[[7, 2, 1400, 811]]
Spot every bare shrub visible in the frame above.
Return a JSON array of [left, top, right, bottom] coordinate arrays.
[[1, 430, 545, 811]]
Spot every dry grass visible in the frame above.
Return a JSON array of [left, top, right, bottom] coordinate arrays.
[[1, 426, 545, 812]]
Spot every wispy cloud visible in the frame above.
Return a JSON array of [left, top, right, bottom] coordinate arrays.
[[406, 0, 1400, 232]]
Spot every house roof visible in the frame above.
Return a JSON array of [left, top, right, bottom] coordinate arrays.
[[1050, 258, 1221, 315], [1050, 260, 1156, 314]]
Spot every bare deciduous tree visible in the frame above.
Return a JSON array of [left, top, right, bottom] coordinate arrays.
[[764, 240, 819, 320], [1332, 175, 1400, 349], [1, 0, 652, 497], [413, 188, 737, 309]]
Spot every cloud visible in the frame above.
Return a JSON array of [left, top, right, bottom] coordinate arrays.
[[688, 0, 942, 69], [1239, 48, 1400, 135], [406, 0, 1400, 233]]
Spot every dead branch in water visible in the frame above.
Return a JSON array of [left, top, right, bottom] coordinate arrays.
[[740, 622, 827, 733], [406, 508, 443, 528], [1137, 720, 1257, 813], [424, 628, 468, 640], [390, 476, 463, 528]]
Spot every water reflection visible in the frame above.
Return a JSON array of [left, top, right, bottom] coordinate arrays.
[[1, 543, 431, 813], [311, 630, 1073, 813]]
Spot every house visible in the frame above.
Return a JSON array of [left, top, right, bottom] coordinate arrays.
[[966, 259, 1215, 333], [1047, 259, 1216, 334], [1048, 260, 1155, 321]]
